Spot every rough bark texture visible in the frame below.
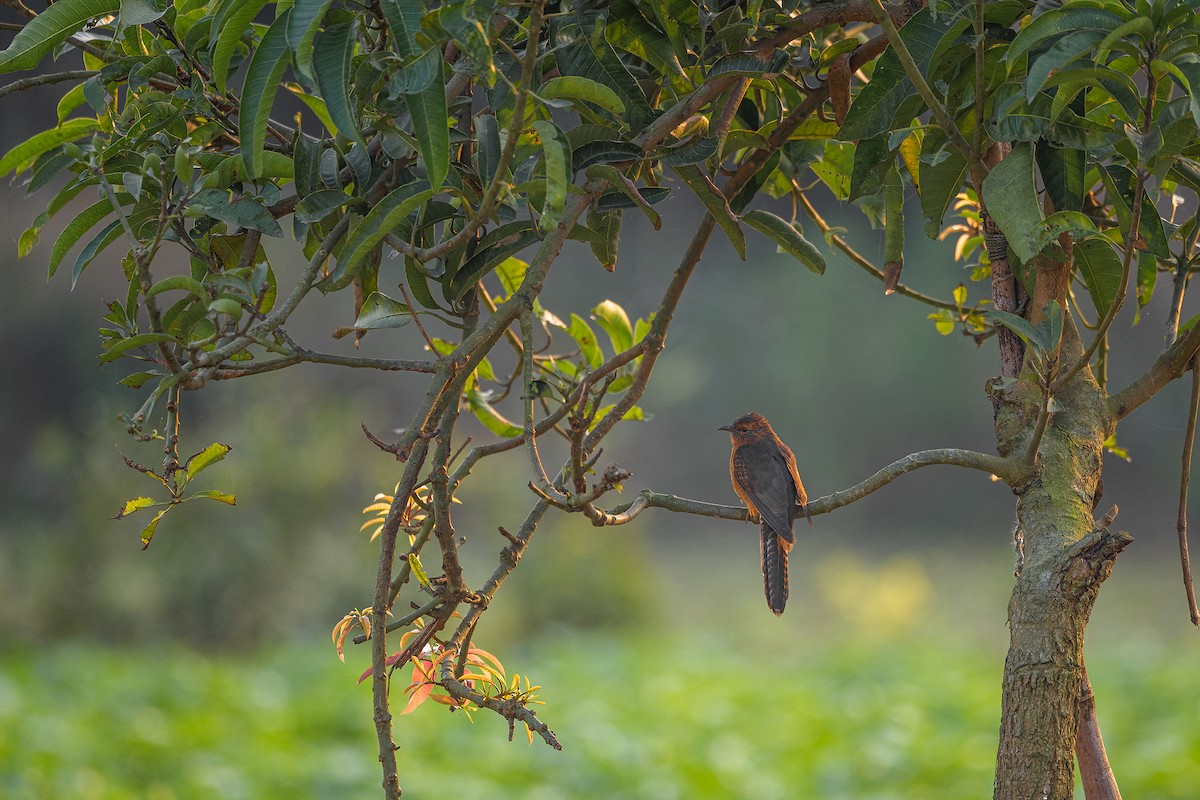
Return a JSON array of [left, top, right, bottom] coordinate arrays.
[[990, 316, 1129, 800]]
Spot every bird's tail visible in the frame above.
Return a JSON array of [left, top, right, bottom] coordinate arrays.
[[760, 523, 792, 616]]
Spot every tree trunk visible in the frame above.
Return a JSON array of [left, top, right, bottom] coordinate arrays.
[[991, 322, 1130, 800]]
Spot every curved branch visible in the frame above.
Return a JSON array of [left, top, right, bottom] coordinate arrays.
[[591, 447, 1020, 527], [437, 659, 562, 750], [1109, 319, 1200, 420]]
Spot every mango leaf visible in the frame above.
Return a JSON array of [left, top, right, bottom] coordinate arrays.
[[531, 120, 567, 231], [572, 140, 643, 173], [349, 291, 412, 331], [839, 8, 949, 140], [568, 313, 604, 368], [115, 496, 158, 519], [587, 207, 621, 271], [211, 0, 271, 93], [190, 189, 284, 237], [447, 222, 540, 301], [0, 118, 99, 177], [707, 49, 789, 79], [742, 210, 825, 274], [288, 0, 334, 81], [48, 194, 132, 279], [321, 181, 433, 292], [184, 442, 233, 482], [387, 46, 440, 95], [380, 0, 423, 59], [467, 388, 522, 437], [671, 165, 745, 259], [0, 0, 120, 74], [1035, 143, 1084, 213], [919, 130, 969, 238], [655, 137, 718, 167], [98, 332, 179, 363], [295, 188, 351, 223], [313, 22, 366, 149], [240, 11, 293, 180], [584, 164, 660, 229], [405, 55, 449, 191], [70, 219, 123, 289], [190, 489, 237, 505], [539, 75, 626, 115], [987, 308, 1048, 352], [475, 113, 501, 185], [1005, 6, 1126, 70], [1028, 211, 1099, 255], [139, 507, 172, 549], [591, 299, 632, 354], [1074, 236, 1124, 317], [981, 142, 1043, 262]]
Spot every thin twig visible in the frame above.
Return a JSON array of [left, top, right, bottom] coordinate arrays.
[[399, 282, 438, 352], [1177, 352, 1200, 627]]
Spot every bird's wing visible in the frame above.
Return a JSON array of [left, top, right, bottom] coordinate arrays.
[[779, 440, 812, 524], [733, 441, 796, 543]]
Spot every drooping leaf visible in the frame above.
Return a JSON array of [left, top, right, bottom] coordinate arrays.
[[1074, 236, 1124, 317], [531, 120, 567, 231], [70, 218, 123, 289], [240, 10, 293, 180], [190, 189, 284, 237], [380, 0, 424, 59], [447, 221, 540, 301], [191, 489, 237, 505], [115, 496, 158, 519], [404, 55, 449, 191], [288, 0, 334, 81], [48, 194, 133, 279], [321, 181, 433, 292], [0, 0, 121, 74], [1005, 6, 1127, 71], [467, 388, 522, 438], [139, 507, 172, 549], [1035, 142, 1084, 213], [981, 142, 1043, 262], [0, 118, 99, 177], [98, 332, 179, 363], [211, 0, 271, 93], [350, 291, 413, 331], [313, 22, 366, 149], [742, 210, 825, 275], [671, 165, 745, 259], [839, 8, 950, 140]]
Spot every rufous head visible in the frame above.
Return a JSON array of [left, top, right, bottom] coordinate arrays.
[[719, 412, 772, 443]]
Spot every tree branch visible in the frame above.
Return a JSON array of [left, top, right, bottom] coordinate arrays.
[[1177, 352, 1200, 627], [1108, 319, 1200, 420], [589, 447, 1020, 527], [1075, 665, 1122, 800], [0, 69, 96, 98]]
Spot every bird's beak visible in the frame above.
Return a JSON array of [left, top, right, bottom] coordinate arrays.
[[718, 425, 732, 432]]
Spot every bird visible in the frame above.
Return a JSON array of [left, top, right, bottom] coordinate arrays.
[[720, 412, 812, 615]]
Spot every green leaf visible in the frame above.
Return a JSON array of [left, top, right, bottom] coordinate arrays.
[[475, 113, 501, 185], [1028, 211, 1099, 256], [568, 313, 604, 368], [447, 222, 540, 301], [115, 496, 158, 519], [584, 164, 660, 230], [211, 0, 271, 93], [184, 442, 233, 482], [707, 49, 788, 79], [572, 140, 644, 173], [1006, 6, 1126, 71], [987, 308, 1046, 352], [70, 219, 123, 289], [287, 0, 333, 81], [387, 46, 440, 95], [350, 291, 413, 331], [294, 188, 350, 223], [49, 194, 132, 280], [742, 210, 825, 274], [539, 76, 626, 115], [190, 489, 237, 505], [466, 388, 522, 438], [240, 11, 293, 181], [531, 120, 567, 231], [556, 33, 655, 129], [655, 137, 718, 167], [918, 131, 969, 238], [0, 118, 98, 177], [119, 0, 167, 27], [1035, 143, 1084, 213], [839, 8, 949, 140], [591, 299, 632, 354], [146, 275, 207, 301], [190, 189, 283, 237], [380, 0, 423, 59], [405, 55, 449, 191], [98, 332, 179, 363], [313, 22, 366, 149], [322, 181, 433, 292], [1074, 236, 1124, 317], [671, 165, 745, 259], [586, 208, 621, 271], [981, 143, 1043, 263], [0, 0, 120, 74], [139, 507, 172, 549]]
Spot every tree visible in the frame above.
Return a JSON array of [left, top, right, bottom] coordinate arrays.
[[2, 0, 1198, 796]]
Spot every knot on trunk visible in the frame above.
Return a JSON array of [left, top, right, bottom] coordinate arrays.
[[1062, 519, 1132, 601]]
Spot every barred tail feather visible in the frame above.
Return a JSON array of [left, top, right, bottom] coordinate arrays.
[[760, 524, 790, 616]]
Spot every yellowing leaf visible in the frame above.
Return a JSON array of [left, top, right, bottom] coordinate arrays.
[[115, 496, 157, 519]]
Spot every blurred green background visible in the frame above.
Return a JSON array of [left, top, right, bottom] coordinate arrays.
[[2, 73, 1200, 798]]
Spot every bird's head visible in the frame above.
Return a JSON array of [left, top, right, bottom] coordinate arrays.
[[719, 412, 772, 443]]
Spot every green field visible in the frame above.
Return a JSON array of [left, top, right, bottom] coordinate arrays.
[[2, 622, 1198, 799]]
